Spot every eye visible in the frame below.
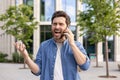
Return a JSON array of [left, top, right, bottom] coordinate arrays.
[[59, 23, 64, 26], [52, 23, 57, 26]]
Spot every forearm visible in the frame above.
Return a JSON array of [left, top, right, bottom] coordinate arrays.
[[70, 43, 87, 65], [14, 42, 40, 74], [64, 28, 87, 65], [22, 50, 40, 74]]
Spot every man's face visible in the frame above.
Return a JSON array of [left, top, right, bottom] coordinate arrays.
[[51, 17, 67, 41]]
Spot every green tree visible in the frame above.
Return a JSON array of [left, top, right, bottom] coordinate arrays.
[[0, 4, 38, 47], [0, 4, 38, 68], [77, 0, 120, 78]]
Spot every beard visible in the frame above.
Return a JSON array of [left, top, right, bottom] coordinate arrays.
[[52, 27, 67, 42], [52, 31, 66, 42]]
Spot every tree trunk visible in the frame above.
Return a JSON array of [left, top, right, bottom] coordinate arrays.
[[105, 38, 109, 77], [23, 59, 26, 68], [95, 43, 99, 67]]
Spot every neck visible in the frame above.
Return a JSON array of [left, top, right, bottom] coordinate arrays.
[[54, 37, 66, 43]]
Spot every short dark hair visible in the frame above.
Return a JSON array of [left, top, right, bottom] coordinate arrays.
[[51, 11, 71, 27]]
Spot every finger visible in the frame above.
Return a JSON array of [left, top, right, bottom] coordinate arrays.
[[14, 42, 20, 49], [64, 33, 69, 36], [67, 29, 73, 35], [64, 33, 70, 38], [17, 41, 22, 46], [22, 44, 26, 49], [19, 43, 23, 50], [19, 43, 26, 52], [21, 44, 26, 50]]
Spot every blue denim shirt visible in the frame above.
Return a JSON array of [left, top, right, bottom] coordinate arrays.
[[33, 38, 90, 80]]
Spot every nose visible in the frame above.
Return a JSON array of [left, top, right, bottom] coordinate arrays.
[[55, 24, 60, 29]]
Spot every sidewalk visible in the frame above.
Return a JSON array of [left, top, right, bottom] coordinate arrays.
[[80, 61, 120, 80], [0, 62, 120, 80], [0, 63, 39, 80]]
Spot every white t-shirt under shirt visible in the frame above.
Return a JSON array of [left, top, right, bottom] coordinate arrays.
[[53, 43, 64, 80]]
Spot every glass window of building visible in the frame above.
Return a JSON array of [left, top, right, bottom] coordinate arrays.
[[103, 36, 114, 61], [23, 0, 33, 7], [62, 0, 76, 22], [40, 25, 52, 42], [40, 0, 55, 21]]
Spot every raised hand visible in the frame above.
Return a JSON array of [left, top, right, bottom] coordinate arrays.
[[64, 28, 75, 45], [14, 41, 29, 58]]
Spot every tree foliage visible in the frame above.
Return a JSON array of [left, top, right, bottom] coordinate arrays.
[[0, 4, 38, 47], [77, 0, 120, 43]]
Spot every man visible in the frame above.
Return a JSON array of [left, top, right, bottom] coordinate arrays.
[[15, 11, 90, 80]]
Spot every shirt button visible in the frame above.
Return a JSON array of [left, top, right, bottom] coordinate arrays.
[[52, 65, 54, 68], [51, 75, 53, 78]]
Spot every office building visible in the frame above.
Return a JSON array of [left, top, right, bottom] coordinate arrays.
[[0, 0, 120, 61]]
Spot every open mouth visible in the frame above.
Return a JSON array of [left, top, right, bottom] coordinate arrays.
[[54, 30, 61, 34], [54, 30, 63, 38]]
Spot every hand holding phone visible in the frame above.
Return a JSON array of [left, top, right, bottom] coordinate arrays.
[[60, 27, 68, 39], [63, 28, 75, 44]]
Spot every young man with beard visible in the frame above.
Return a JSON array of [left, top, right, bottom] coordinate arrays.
[[14, 11, 90, 80]]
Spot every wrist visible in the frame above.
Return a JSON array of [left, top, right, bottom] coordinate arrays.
[[20, 49, 29, 58], [70, 41, 76, 46]]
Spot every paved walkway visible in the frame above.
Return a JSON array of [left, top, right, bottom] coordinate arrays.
[[0, 62, 120, 80], [80, 61, 120, 80]]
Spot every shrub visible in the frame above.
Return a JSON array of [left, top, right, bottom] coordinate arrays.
[[12, 52, 24, 63], [0, 52, 8, 62], [12, 52, 19, 63]]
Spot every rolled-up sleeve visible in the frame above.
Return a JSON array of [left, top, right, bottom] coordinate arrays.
[[76, 42, 91, 70], [78, 56, 90, 70]]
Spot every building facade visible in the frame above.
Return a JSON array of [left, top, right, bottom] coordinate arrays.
[[0, 0, 120, 61]]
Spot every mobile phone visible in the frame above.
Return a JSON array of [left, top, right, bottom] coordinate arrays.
[[60, 27, 68, 39]]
